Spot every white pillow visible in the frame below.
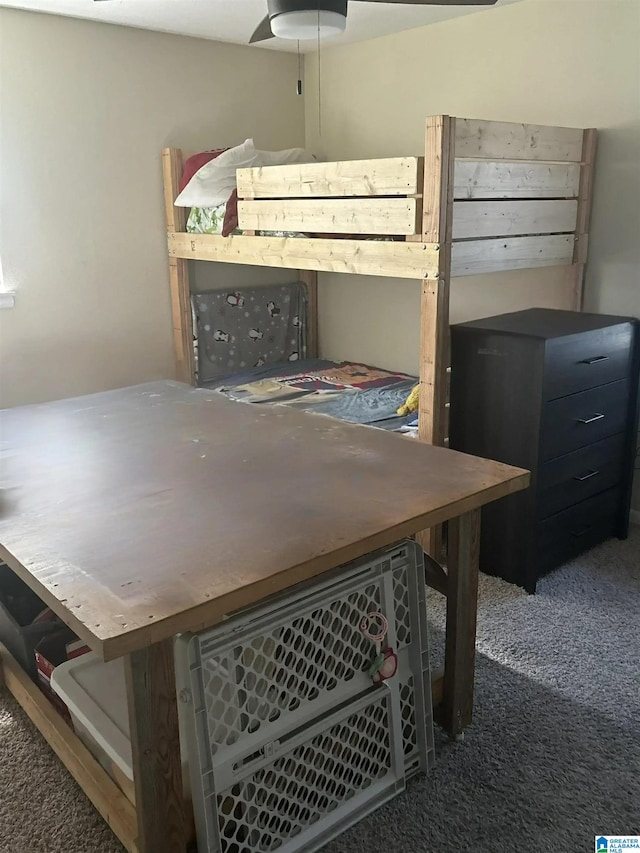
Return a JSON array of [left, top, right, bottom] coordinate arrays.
[[174, 139, 314, 208]]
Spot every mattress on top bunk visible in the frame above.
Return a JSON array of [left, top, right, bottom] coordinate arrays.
[[202, 358, 418, 431]]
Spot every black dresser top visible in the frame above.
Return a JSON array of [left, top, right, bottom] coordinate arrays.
[[453, 308, 636, 340]]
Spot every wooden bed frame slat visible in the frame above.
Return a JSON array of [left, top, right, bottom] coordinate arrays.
[[453, 160, 580, 200], [454, 119, 585, 162], [237, 197, 420, 236], [167, 232, 440, 279], [451, 234, 575, 276], [451, 199, 578, 240], [237, 156, 422, 199]]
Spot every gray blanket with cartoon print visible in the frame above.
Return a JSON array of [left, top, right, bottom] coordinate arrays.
[[192, 283, 308, 383]]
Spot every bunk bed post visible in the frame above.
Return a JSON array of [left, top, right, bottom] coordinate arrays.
[[162, 148, 194, 385], [419, 115, 455, 446], [572, 128, 597, 310], [298, 270, 319, 358], [418, 115, 456, 560]]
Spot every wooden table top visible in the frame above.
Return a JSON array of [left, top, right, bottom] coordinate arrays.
[[0, 381, 529, 660]]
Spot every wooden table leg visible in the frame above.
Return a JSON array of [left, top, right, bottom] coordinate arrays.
[[438, 508, 480, 738], [125, 639, 187, 853]]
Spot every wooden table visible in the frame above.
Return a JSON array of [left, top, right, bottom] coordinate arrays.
[[0, 381, 528, 853]]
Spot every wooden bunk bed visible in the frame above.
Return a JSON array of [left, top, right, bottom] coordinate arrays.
[[162, 114, 596, 561]]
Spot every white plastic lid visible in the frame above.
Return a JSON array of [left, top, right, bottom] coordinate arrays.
[[51, 653, 133, 780]]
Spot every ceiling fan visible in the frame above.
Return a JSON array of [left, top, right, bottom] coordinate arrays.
[[249, 0, 497, 44]]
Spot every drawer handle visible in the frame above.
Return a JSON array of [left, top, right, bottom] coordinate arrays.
[[576, 413, 605, 424], [580, 355, 609, 365], [570, 526, 591, 538], [573, 469, 600, 482]]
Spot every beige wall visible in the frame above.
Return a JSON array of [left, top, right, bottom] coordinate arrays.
[[304, 0, 640, 375], [0, 8, 304, 407]]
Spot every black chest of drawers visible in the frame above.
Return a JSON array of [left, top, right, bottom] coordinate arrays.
[[449, 308, 639, 593]]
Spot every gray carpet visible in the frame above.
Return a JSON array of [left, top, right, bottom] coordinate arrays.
[[1, 529, 639, 853]]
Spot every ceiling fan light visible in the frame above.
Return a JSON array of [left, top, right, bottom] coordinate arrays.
[[270, 9, 346, 40]]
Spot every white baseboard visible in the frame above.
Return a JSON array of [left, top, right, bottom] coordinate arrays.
[[630, 509, 640, 527]]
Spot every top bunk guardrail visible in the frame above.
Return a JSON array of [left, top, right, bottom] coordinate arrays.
[[237, 156, 423, 236]]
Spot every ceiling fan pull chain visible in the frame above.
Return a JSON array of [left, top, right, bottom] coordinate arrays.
[[317, 4, 322, 136], [297, 39, 303, 94]]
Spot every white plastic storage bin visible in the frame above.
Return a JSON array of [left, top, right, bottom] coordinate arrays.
[[50, 651, 190, 803], [177, 540, 434, 853]]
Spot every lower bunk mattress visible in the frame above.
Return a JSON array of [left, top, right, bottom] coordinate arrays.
[[202, 358, 419, 433]]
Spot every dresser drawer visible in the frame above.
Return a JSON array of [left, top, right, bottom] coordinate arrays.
[[541, 379, 630, 460], [535, 488, 620, 575], [538, 433, 626, 518], [544, 322, 634, 401]]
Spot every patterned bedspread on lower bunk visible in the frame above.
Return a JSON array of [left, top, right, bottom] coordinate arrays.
[[202, 359, 418, 432]]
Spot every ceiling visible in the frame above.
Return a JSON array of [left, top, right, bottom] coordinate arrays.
[[0, 0, 523, 52]]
